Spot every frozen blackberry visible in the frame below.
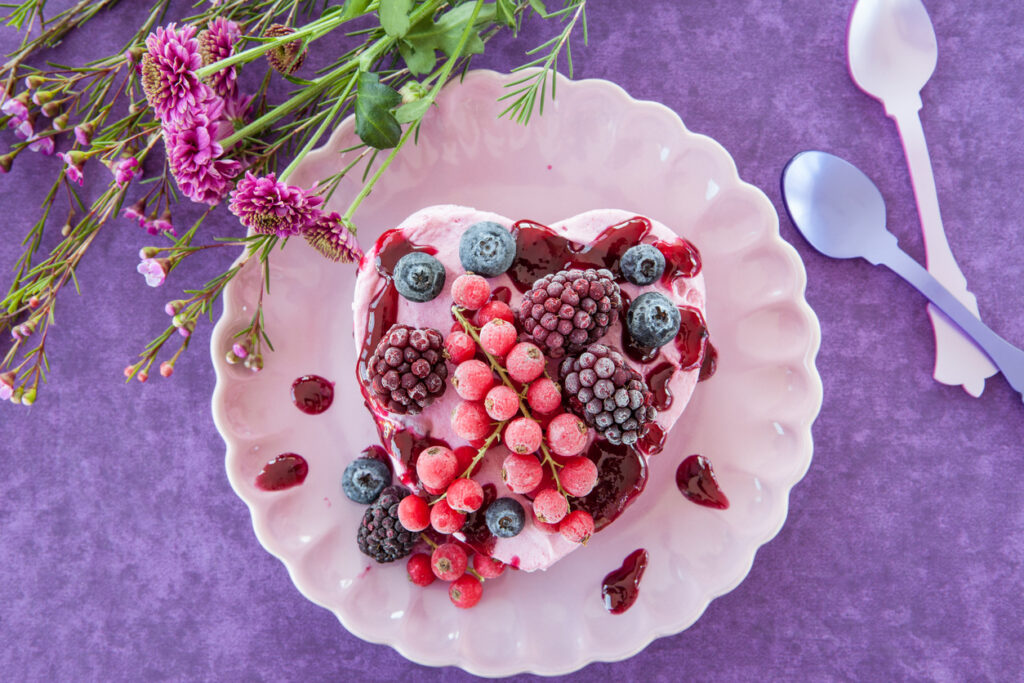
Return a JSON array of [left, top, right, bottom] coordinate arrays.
[[517, 268, 623, 358], [365, 324, 447, 414], [559, 343, 657, 446], [357, 485, 416, 563]]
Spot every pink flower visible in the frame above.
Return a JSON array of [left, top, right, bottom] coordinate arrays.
[[198, 17, 241, 99], [114, 157, 139, 187], [223, 93, 252, 122], [228, 172, 324, 237], [28, 134, 54, 155], [163, 98, 240, 205], [144, 210, 175, 236], [124, 198, 147, 225], [141, 24, 213, 124], [0, 381, 12, 401], [304, 211, 364, 263], [13, 118, 32, 140], [74, 122, 93, 145], [137, 258, 168, 287], [1, 98, 28, 121], [231, 342, 248, 359], [57, 151, 84, 186]]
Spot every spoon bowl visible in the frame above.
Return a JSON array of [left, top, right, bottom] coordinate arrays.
[[847, 0, 938, 105], [781, 151, 893, 262]]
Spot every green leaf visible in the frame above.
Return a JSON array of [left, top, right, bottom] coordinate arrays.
[[340, 0, 372, 19], [398, 40, 437, 76], [496, 0, 516, 27], [379, 0, 413, 38], [395, 99, 431, 124], [405, 2, 496, 59], [355, 72, 402, 149], [528, 0, 547, 15]]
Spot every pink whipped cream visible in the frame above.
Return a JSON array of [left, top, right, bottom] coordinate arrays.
[[352, 206, 707, 572]]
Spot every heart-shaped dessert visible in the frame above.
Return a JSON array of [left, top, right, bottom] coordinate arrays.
[[350, 205, 711, 585]]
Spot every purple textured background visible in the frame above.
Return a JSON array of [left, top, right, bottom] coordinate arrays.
[[3, 1, 1024, 679]]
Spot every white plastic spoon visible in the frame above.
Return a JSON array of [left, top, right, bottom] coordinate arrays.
[[848, 0, 997, 396]]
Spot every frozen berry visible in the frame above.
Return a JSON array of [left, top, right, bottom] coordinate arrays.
[[526, 377, 561, 415], [444, 330, 476, 364], [431, 542, 468, 581], [473, 554, 506, 579], [452, 273, 491, 309], [485, 497, 526, 538], [451, 401, 491, 441], [546, 413, 589, 457], [479, 319, 517, 357], [397, 494, 431, 532], [459, 221, 516, 276], [532, 488, 569, 524], [453, 359, 494, 400], [357, 485, 415, 562], [407, 553, 435, 586], [415, 446, 458, 490], [394, 252, 446, 302], [504, 417, 542, 454], [559, 509, 594, 543], [501, 452, 543, 493], [341, 457, 391, 504], [365, 324, 447, 415], [484, 385, 519, 422], [449, 574, 483, 608], [559, 456, 599, 497], [430, 499, 466, 534], [517, 268, 622, 357], [446, 477, 484, 513], [620, 243, 666, 285], [626, 291, 681, 349], [506, 342, 546, 383], [476, 300, 515, 326]]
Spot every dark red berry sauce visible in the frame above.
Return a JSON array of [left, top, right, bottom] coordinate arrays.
[[676, 454, 729, 509], [698, 342, 718, 382], [646, 363, 675, 411], [656, 238, 702, 283], [255, 453, 308, 491], [637, 424, 666, 458], [676, 306, 709, 370], [459, 483, 498, 556], [291, 374, 334, 414], [356, 231, 438, 393], [575, 441, 648, 531], [508, 217, 652, 292], [601, 548, 649, 614]]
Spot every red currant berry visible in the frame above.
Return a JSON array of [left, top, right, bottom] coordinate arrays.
[[506, 342, 546, 383], [526, 377, 561, 415], [472, 554, 506, 579], [559, 509, 595, 544], [453, 359, 495, 400], [407, 553, 435, 586], [484, 385, 519, 421], [546, 413, 589, 457], [449, 574, 483, 608], [504, 417, 542, 454], [397, 494, 431, 532], [559, 456, 599, 497], [475, 300, 514, 326], [451, 400, 491, 441], [479, 319, 517, 357], [431, 542, 468, 581], [430, 499, 467, 534], [501, 452, 543, 494], [444, 330, 476, 364], [446, 477, 484, 513], [415, 445, 458, 490], [452, 273, 491, 310], [532, 488, 569, 524]]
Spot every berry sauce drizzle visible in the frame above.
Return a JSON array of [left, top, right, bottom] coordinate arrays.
[[357, 230, 438, 392], [255, 454, 308, 491], [601, 548, 649, 614], [508, 217, 652, 292], [459, 483, 498, 556], [676, 455, 729, 509], [575, 441, 648, 531], [646, 363, 675, 411], [698, 342, 718, 382], [291, 375, 334, 414], [676, 306, 709, 370], [655, 238, 702, 283]]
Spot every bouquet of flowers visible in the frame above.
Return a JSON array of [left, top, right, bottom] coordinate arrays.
[[0, 0, 587, 405]]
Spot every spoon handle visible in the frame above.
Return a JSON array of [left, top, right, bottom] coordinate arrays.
[[891, 105, 998, 393], [875, 244, 1024, 399]]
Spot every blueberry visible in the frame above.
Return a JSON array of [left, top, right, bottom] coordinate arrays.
[[341, 457, 392, 504], [484, 497, 525, 538], [626, 292, 680, 348], [394, 252, 445, 302], [620, 244, 665, 285], [459, 221, 516, 277]]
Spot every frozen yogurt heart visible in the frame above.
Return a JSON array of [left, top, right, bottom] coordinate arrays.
[[352, 206, 710, 573]]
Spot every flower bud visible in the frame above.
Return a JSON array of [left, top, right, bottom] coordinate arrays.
[[52, 112, 69, 130], [225, 350, 240, 365], [11, 387, 23, 404], [21, 387, 36, 406], [0, 152, 13, 174], [164, 300, 183, 316], [231, 342, 248, 359], [74, 121, 94, 146], [139, 247, 160, 259], [159, 361, 174, 378], [25, 75, 45, 90], [172, 313, 185, 328], [125, 46, 145, 63], [124, 365, 135, 378], [28, 296, 39, 308], [137, 370, 149, 383], [399, 81, 427, 105], [31, 90, 54, 106], [41, 99, 63, 117]]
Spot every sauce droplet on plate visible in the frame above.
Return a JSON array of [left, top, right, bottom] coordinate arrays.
[[291, 374, 334, 414], [601, 548, 649, 614], [255, 453, 309, 491], [676, 454, 729, 509]]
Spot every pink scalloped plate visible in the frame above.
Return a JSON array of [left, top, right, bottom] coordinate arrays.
[[210, 69, 822, 677]]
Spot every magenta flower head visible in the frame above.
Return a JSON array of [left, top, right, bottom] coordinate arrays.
[[57, 151, 85, 186], [163, 98, 240, 205], [145, 209, 175, 236], [198, 17, 241, 99], [137, 258, 168, 287], [74, 122, 94, 146], [124, 198, 147, 226], [114, 157, 139, 187], [142, 24, 212, 124], [228, 172, 324, 237], [27, 134, 54, 155], [304, 211, 364, 263], [1, 96, 28, 121], [13, 118, 33, 140]]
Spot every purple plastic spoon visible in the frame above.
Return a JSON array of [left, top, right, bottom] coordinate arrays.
[[781, 151, 1024, 402]]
